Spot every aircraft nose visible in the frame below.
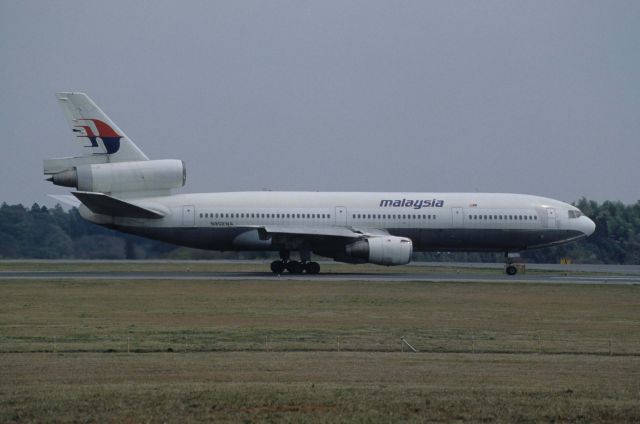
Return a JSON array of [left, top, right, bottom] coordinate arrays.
[[582, 216, 596, 236]]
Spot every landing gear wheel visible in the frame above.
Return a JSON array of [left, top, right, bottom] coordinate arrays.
[[286, 260, 304, 274], [305, 261, 320, 275], [506, 265, 518, 276], [270, 260, 285, 274]]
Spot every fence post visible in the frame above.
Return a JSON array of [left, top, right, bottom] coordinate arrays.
[[127, 335, 130, 354], [337, 337, 340, 352], [609, 338, 612, 356], [53, 336, 56, 353], [472, 336, 475, 354]]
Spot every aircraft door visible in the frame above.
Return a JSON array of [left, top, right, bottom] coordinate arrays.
[[546, 208, 557, 228], [335, 206, 347, 226], [182, 205, 195, 226], [452, 207, 463, 227]]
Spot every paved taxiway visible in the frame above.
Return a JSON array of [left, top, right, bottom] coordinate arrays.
[[1, 269, 639, 284]]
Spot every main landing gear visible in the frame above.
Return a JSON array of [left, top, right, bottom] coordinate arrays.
[[270, 250, 320, 275], [270, 260, 321, 274]]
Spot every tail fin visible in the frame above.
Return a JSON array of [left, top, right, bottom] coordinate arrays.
[[56, 92, 148, 162]]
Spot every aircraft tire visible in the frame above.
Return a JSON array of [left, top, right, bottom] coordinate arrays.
[[505, 265, 518, 276], [270, 260, 285, 274], [286, 260, 304, 274], [305, 261, 320, 275]]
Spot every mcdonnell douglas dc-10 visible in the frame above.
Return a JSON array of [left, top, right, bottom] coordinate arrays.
[[45, 92, 595, 275]]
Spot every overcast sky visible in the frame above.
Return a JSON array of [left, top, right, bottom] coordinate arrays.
[[1, 1, 639, 206]]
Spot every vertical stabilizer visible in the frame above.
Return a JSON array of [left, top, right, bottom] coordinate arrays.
[[56, 92, 149, 162]]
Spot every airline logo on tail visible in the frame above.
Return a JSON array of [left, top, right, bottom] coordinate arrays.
[[72, 119, 121, 154]]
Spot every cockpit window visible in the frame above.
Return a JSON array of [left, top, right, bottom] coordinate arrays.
[[568, 210, 583, 219]]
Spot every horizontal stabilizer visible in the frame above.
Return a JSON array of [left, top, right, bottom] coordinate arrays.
[[48, 194, 82, 208], [72, 191, 165, 219]]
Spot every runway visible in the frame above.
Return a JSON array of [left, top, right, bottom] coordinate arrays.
[[2, 267, 640, 284]]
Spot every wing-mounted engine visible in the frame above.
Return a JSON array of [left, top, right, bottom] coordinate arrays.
[[344, 236, 413, 266], [45, 159, 186, 194]]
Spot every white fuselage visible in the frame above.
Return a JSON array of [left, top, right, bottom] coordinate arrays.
[[81, 191, 596, 256]]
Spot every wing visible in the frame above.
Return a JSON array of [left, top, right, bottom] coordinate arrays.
[[261, 225, 363, 239], [255, 225, 389, 245]]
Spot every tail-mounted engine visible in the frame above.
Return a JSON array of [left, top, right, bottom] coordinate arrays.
[[46, 159, 186, 194]]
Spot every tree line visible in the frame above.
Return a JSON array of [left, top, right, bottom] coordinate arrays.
[[0, 198, 637, 263]]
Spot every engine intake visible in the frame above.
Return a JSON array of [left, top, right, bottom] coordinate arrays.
[[345, 236, 413, 266], [48, 159, 186, 193]]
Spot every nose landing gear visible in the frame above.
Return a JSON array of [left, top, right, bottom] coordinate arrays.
[[504, 252, 524, 276]]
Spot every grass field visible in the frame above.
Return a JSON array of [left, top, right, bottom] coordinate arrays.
[[1, 263, 640, 422]]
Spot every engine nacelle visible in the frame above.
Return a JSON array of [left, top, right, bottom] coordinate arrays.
[[345, 236, 413, 266], [48, 159, 186, 193]]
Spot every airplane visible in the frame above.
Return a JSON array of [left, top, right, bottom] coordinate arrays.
[[44, 92, 596, 275]]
